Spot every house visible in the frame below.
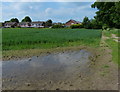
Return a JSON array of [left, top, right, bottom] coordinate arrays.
[[17, 22, 30, 28], [30, 21, 45, 28], [65, 19, 81, 27], [4, 22, 17, 28]]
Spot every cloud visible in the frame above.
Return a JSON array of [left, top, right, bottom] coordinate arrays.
[[2, 0, 117, 2], [2, 0, 96, 2], [1, 2, 97, 22], [2, 2, 43, 21], [45, 8, 53, 14]]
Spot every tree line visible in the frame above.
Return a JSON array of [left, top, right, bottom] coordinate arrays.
[[4, 16, 53, 28]]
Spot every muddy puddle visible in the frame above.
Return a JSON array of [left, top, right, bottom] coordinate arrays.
[[2, 49, 94, 90]]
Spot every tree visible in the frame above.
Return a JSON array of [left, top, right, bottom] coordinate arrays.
[[0, 23, 4, 27], [10, 18, 19, 23], [82, 16, 91, 29], [91, 2, 120, 28], [4, 21, 10, 23], [42, 22, 46, 27], [111, 2, 120, 28], [90, 19, 102, 29], [22, 16, 32, 22], [52, 24, 64, 28], [70, 24, 83, 29], [45, 19, 52, 27]]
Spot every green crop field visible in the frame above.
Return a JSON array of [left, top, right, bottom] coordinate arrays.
[[2, 28, 102, 50]]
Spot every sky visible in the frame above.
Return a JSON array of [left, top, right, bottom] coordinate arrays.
[[1, 2, 97, 23]]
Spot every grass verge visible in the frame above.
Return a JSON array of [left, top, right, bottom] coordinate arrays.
[[103, 29, 119, 66]]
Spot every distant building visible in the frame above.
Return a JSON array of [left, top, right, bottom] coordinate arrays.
[[2, 19, 82, 28], [30, 21, 45, 28], [4, 22, 17, 28], [65, 19, 81, 27], [17, 22, 30, 28]]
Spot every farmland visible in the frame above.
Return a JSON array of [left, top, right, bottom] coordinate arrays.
[[2, 28, 102, 51], [2, 28, 119, 90]]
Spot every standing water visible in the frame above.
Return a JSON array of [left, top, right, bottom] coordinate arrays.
[[2, 50, 93, 90]]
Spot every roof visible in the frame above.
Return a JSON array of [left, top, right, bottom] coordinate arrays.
[[31, 21, 44, 24], [18, 22, 30, 24], [5, 22, 17, 25], [66, 19, 81, 24]]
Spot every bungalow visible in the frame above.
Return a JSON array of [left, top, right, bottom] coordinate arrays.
[[17, 22, 30, 28], [4, 22, 17, 28], [30, 21, 45, 28], [65, 19, 81, 27]]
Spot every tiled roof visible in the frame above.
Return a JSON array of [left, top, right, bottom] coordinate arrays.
[[66, 19, 81, 24], [5, 22, 17, 25], [18, 22, 30, 24], [31, 21, 44, 24]]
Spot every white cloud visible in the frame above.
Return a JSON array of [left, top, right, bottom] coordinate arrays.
[[1, 2, 97, 22], [2, 0, 118, 2], [2, 0, 96, 2], [45, 8, 53, 14]]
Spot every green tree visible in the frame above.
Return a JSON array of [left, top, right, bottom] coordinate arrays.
[[45, 19, 52, 28], [52, 24, 64, 28], [0, 23, 4, 27], [111, 2, 120, 28], [91, 2, 120, 28], [4, 21, 10, 23], [70, 24, 83, 29], [10, 18, 19, 23], [22, 16, 32, 22], [82, 16, 91, 29], [90, 19, 102, 29]]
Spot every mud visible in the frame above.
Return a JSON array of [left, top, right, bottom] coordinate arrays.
[[2, 49, 94, 90]]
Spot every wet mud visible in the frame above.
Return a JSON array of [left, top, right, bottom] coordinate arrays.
[[2, 50, 93, 90]]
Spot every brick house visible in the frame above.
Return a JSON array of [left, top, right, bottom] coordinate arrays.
[[4, 22, 17, 28], [17, 22, 30, 28], [30, 21, 45, 28], [65, 19, 81, 27]]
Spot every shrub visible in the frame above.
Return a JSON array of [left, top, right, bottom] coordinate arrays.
[[70, 24, 83, 29], [11, 25, 15, 28], [52, 24, 64, 28], [102, 24, 109, 30]]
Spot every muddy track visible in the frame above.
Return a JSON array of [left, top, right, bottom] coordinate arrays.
[[87, 32, 118, 90]]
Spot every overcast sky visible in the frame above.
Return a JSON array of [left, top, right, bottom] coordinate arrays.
[[1, 2, 97, 23]]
